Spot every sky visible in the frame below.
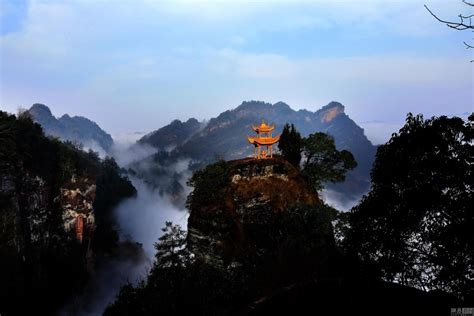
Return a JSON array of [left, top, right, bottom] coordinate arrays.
[[0, 0, 472, 141]]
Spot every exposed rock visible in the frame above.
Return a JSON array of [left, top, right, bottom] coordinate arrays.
[[321, 102, 344, 123], [134, 100, 376, 205], [187, 157, 319, 268], [60, 177, 96, 244]]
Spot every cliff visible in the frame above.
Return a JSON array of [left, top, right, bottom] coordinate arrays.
[[105, 156, 341, 315], [133, 100, 376, 207], [0, 111, 136, 315], [187, 157, 323, 267]]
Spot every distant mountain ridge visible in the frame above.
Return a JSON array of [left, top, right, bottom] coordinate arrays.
[[139, 118, 203, 151], [28, 103, 114, 152], [134, 100, 377, 202]]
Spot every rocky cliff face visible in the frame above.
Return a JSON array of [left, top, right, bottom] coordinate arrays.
[[187, 157, 320, 267], [0, 111, 136, 315], [0, 170, 97, 255], [60, 176, 96, 245], [134, 100, 375, 205]]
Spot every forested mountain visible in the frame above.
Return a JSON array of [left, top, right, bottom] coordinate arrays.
[[0, 111, 136, 315], [139, 118, 203, 151], [132, 100, 376, 202], [28, 103, 114, 152]]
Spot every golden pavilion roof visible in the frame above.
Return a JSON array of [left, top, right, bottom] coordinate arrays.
[[247, 135, 280, 146], [252, 120, 275, 133]]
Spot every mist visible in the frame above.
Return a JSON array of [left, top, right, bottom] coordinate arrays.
[[60, 138, 189, 316], [114, 176, 189, 257], [110, 132, 156, 166], [320, 189, 362, 212], [61, 132, 365, 315]]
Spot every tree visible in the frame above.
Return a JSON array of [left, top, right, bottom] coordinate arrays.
[[302, 132, 357, 192], [278, 123, 302, 167], [425, 1, 474, 61], [154, 221, 191, 269], [346, 113, 474, 300]]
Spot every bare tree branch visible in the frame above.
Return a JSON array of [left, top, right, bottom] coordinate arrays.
[[462, 0, 474, 7], [425, 1, 474, 62], [464, 41, 474, 48], [424, 5, 473, 30]]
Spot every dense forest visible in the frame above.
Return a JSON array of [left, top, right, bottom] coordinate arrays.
[[0, 111, 136, 315], [0, 110, 471, 315], [105, 113, 473, 315]]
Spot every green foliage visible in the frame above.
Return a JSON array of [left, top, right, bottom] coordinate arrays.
[[346, 113, 474, 300], [278, 123, 302, 167], [106, 201, 340, 315], [302, 132, 357, 191], [0, 110, 136, 314], [105, 222, 250, 316], [186, 159, 230, 210], [243, 202, 338, 286], [0, 111, 89, 314], [154, 221, 191, 269]]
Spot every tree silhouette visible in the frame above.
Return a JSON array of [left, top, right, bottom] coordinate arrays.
[[302, 132, 357, 192], [346, 113, 474, 300], [278, 123, 302, 167]]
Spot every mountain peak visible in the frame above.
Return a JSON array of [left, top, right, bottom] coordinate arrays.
[[29, 103, 53, 118], [237, 100, 273, 111], [186, 118, 199, 124], [139, 117, 203, 150], [273, 101, 292, 113], [59, 114, 71, 120], [319, 101, 345, 123], [28, 103, 113, 152]]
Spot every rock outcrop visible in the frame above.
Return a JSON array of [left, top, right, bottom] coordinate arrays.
[[60, 176, 96, 244], [134, 100, 376, 206], [0, 110, 136, 315], [187, 157, 320, 267]]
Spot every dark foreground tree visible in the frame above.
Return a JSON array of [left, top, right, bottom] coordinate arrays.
[[278, 123, 302, 167], [302, 132, 357, 191], [0, 111, 136, 315], [154, 221, 191, 268], [346, 113, 474, 300]]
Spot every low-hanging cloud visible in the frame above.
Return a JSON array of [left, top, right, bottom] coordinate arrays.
[[110, 132, 156, 166], [114, 176, 189, 257], [60, 139, 190, 315], [321, 188, 362, 212]]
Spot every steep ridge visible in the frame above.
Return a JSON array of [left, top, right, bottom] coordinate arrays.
[[133, 100, 376, 202], [28, 103, 114, 152]]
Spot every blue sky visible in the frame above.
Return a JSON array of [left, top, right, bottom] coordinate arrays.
[[0, 0, 472, 142]]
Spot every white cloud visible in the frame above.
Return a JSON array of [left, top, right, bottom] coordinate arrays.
[[211, 48, 469, 84], [1, 0, 471, 133]]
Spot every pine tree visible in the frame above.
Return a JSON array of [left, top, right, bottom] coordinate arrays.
[[278, 123, 302, 167]]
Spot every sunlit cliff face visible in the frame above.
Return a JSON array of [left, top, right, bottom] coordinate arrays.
[[322, 105, 344, 123]]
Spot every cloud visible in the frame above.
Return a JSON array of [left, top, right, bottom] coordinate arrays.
[[321, 188, 361, 212], [212, 48, 469, 83], [114, 176, 189, 256], [1, 0, 471, 133], [59, 144, 190, 315], [110, 133, 157, 166]]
